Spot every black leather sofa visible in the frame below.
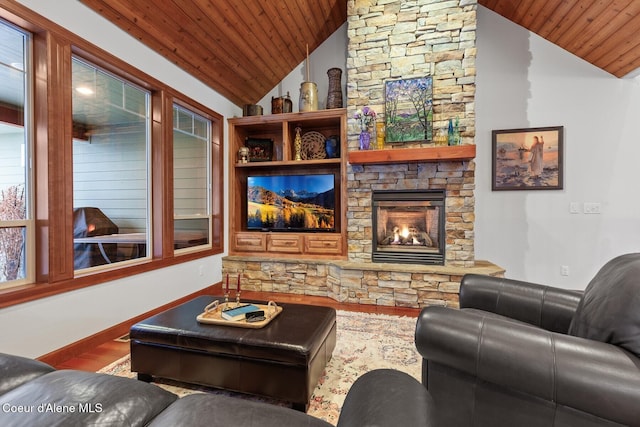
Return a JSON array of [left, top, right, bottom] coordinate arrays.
[[415, 253, 640, 427], [0, 352, 434, 426]]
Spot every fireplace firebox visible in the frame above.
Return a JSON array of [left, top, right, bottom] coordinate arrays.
[[372, 190, 445, 265]]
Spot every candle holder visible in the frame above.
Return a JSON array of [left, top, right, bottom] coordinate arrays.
[[235, 291, 242, 307], [294, 127, 302, 160], [223, 292, 230, 309]]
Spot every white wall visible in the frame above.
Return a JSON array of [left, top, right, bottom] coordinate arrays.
[[0, 0, 239, 358], [475, 6, 640, 289], [256, 24, 348, 114]]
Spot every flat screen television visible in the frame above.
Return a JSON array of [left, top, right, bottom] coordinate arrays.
[[247, 173, 335, 231]]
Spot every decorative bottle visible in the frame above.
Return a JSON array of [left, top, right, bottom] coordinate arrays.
[[454, 118, 461, 145], [447, 119, 454, 146], [435, 128, 447, 146], [375, 121, 385, 149]]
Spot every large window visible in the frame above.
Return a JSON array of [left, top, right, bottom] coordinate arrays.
[[173, 104, 211, 252], [0, 19, 32, 288], [72, 57, 151, 270], [0, 3, 224, 305]]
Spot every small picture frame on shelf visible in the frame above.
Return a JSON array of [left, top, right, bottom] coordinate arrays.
[[245, 138, 273, 162]]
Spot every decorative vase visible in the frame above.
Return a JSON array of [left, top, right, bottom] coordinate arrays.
[[299, 82, 318, 112], [326, 68, 343, 109], [359, 129, 371, 150], [325, 135, 339, 158], [242, 104, 263, 116]]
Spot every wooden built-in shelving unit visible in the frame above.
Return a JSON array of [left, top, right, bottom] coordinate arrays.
[[227, 109, 347, 259]]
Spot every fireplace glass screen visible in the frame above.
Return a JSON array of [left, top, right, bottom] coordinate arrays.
[[372, 190, 445, 265]]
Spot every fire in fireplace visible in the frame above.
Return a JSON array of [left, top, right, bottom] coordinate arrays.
[[372, 190, 445, 265]]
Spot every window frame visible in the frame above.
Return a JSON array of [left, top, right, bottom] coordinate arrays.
[[172, 102, 213, 255], [0, 17, 34, 289], [0, 3, 225, 308], [170, 96, 224, 256], [71, 55, 153, 272]]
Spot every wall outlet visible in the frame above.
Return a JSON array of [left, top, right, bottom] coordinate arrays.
[[583, 202, 601, 214], [561, 265, 570, 276], [198, 265, 204, 276]]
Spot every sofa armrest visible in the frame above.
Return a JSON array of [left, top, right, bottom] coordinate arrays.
[[0, 352, 55, 396], [0, 370, 177, 426], [460, 274, 582, 332], [415, 306, 640, 426], [337, 369, 435, 427]]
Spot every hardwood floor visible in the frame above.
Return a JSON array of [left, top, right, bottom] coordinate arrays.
[[53, 289, 421, 372]]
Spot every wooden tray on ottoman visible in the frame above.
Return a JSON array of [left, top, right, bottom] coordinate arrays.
[[196, 300, 282, 328]]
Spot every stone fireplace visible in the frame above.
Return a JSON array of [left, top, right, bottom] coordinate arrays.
[[223, 0, 505, 308], [345, 0, 479, 268], [372, 190, 445, 265]]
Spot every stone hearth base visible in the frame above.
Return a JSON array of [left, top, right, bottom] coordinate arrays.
[[222, 256, 504, 308]]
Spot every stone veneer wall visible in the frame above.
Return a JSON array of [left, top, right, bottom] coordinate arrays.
[[347, 0, 478, 267], [221, 0, 507, 308], [223, 256, 503, 308]]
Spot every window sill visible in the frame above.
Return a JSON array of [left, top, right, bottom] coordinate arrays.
[[0, 248, 220, 309]]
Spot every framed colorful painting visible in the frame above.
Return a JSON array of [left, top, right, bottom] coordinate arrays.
[[384, 76, 433, 144], [492, 126, 564, 191]]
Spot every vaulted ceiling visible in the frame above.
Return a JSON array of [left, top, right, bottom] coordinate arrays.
[[79, 0, 640, 108], [480, 0, 640, 78], [79, 0, 347, 107]]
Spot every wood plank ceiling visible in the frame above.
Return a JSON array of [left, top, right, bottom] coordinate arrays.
[[79, 0, 347, 107], [79, 0, 640, 108], [479, 0, 640, 78]]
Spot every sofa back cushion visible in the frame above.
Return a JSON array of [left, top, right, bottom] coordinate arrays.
[[568, 253, 640, 358]]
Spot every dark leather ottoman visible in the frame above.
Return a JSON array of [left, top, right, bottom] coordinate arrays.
[[129, 296, 337, 411]]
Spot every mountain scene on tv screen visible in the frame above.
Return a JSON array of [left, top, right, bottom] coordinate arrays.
[[247, 176, 335, 230]]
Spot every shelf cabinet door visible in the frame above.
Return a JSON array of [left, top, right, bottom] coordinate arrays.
[[233, 233, 266, 252], [304, 235, 342, 255], [267, 235, 302, 253]]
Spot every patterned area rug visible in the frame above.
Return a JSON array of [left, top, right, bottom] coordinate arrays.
[[98, 310, 421, 426]]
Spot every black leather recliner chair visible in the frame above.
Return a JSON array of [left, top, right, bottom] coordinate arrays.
[[415, 253, 640, 427]]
